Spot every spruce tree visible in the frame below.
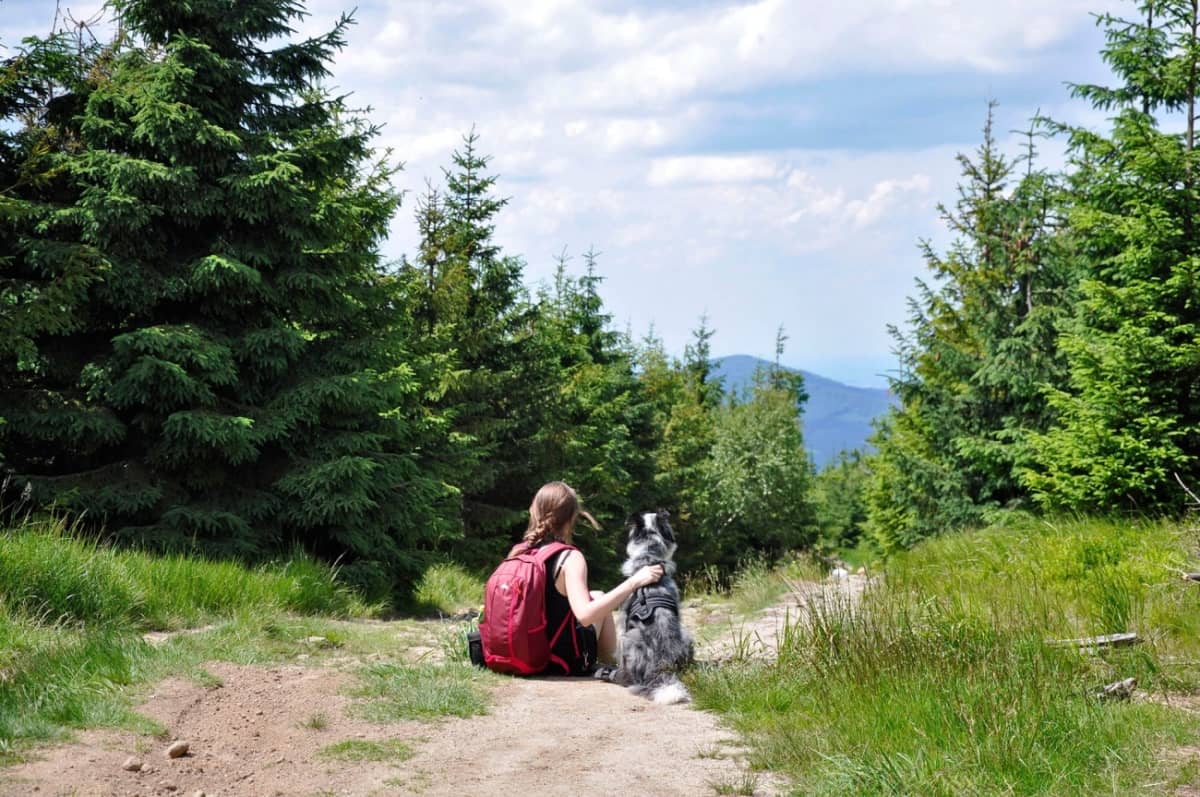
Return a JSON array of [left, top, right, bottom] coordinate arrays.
[[1025, 0, 1200, 512], [683, 312, 724, 410], [532, 250, 658, 580], [866, 106, 1076, 550], [0, 0, 448, 598], [399, 131, 556, 564], [0, 31, 112, 475], [652, 317, 721, 560]]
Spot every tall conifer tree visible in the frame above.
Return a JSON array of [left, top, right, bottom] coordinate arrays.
[[400, 131, 556, 563], [866, 106, 1075, 549], [530, 250, 658, 579], [1025, 0, 1200, 512], [0, 0, 448, 597], [0, 30, 114, 475]]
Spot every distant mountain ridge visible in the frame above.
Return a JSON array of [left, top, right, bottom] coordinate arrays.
[[710, 355, 894, 468]]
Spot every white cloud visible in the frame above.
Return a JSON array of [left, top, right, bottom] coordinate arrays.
[[845, 175, 933, 228], [781, 170, 933, 233], [402, 128, 465, 163], [375, 19, 410, 47], [604, 118, 671, 152], [647, 155, 783, 187]]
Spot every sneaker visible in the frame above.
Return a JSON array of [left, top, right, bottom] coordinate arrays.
[[592, 665, 618, 681]]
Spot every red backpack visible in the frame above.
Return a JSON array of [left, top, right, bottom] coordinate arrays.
[[480, 541, 576, 675]]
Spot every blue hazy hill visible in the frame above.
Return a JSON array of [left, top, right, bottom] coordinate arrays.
[[711, 355, 894, 468]]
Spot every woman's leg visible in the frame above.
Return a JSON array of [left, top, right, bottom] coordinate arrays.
[[590, 590, 618, 665]]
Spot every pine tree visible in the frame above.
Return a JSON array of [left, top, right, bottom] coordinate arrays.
[[533, 250, 657, 580], [1, 0, 448, 598], [0, 30, 112, 476], [1025, 0, 1200, 512], [652, 316, 721, 563], [866, 105, 1076, 550], [399, 131, 556, 564], [683, 312, 724, 410]]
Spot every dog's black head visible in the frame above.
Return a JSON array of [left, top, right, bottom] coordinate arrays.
[[625, 509, 676, 563]]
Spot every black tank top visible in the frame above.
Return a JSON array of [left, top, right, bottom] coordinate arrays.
[[543, 549, 587, 673], [544, 550, 572, 635]]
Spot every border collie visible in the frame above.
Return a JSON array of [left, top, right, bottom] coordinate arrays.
[[600, 510, 694, 704]]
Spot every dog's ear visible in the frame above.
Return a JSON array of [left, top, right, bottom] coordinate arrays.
[[656, 509, 675, 542]]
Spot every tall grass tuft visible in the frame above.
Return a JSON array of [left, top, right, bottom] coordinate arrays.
[[886, 515, 1200, 677], [689, 553, 826, 616], [0, 610, 160, 762], [412, 562, 484, 617]]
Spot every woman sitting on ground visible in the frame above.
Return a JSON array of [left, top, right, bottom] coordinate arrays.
[[525, 481, 663, 674]]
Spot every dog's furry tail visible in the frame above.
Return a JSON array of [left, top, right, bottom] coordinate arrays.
[[629, 676, 690, 705]]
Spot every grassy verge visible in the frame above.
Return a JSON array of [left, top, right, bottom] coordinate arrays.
[[689, 516, 1200, 795], [0, 515, 368, 629], [0, 514, 423, 762], [411, 562, 485, 617], [350, 662, 491, 722]]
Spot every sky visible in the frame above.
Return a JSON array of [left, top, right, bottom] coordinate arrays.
[[2, 0, 1129, 387]]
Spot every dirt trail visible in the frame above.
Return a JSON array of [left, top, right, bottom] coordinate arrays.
[[0, 575, 868, 797]]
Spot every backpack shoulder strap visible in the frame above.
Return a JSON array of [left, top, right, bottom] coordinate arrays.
[[533, 541, 575, 564], [506, 542, 532, 558]]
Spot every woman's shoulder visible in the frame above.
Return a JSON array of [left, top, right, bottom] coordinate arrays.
[[557, 546, 587, 570]]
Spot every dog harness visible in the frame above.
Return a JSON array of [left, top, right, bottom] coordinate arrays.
[[627, 586, 679, 625]]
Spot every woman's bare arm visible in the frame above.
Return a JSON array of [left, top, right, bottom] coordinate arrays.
[[560, 551, 662, 628]]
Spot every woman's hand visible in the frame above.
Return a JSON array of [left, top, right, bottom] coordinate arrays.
[[633, 563, 665, 588]]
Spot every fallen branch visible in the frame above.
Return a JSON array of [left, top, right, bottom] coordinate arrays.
[[1095, 677, 1137, 701], [1048, 632, 1140, 650], [1175, 471, 1200, 507], [1161, 564, 1200, 581]]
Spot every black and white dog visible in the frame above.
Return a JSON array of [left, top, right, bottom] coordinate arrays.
[[600, 510, 694, 704]]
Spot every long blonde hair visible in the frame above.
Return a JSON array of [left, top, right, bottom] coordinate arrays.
[[523, 481, 599, 546]]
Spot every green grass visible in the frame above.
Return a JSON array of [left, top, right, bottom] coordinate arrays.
[[349, 662, 492, 722], [0, 514, 377, 761], [689, 516, 1200, 796], [727, 554, 825, 616], [887, 515, 1200, 688], [412, 562, 485, 617], [318, 738, 413, 762], [0, 614, 163, 763], [0, 515, 368, 630], [685, 553, 826, 617], [711, 773, 758, 795]]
